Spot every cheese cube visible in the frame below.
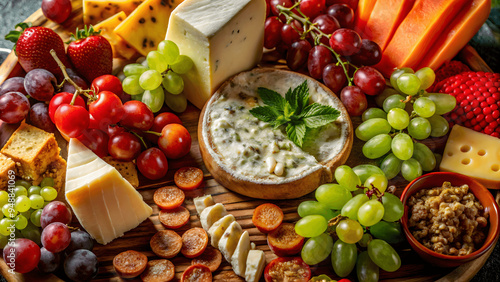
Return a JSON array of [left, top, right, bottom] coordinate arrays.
[[194, 194, 215, 215], [83, 0, 144, 25], [440, 125, 500, 188], [199, 203, 227, 230], [165, 0, 266, 109], [218, 221, 243, 261], [245, 249, 265, 282], [208, 214, 235, 248], [231, 230, 250, 277], [93, 12, 138, 59]]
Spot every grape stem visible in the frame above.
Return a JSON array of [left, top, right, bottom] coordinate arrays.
[[143, 130, 161, 136], [129, 130, 148, 149]]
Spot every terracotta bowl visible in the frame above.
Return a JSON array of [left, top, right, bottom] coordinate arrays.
[[400, 172, 500, 268]]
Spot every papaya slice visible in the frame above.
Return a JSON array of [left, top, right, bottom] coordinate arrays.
[[353, 0, 378, 37]]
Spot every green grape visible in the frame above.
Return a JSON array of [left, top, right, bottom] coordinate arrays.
[[413, 97, 436, 118], [122, 75, 144, 95], [131, 93, 144, 101], [362, 108, 387, 121], [295, 215, 328, 238], [427, 93, 457, 115], [358, 233, 373, 248], [415, 67, 435, 90], [29, 194, 44, 209], [368, 239, 401, 272], [427, 115, 449, 137], [331, 239, 357, 277], [165, 92, 187, 113], [391, 133, 413, 161], [412, 142, 436, 171], [142, 86, 165, 113], [28, 185, 41, 196], [358, 200, 384, 227], [364, 174, 388, 193], [301, 233, 333, 265], [336, 219, 364, 244], [382, 94, 406, 112], [401, 158, 423, 181], [387, 108, 410, 130], [390, 67, 414, 92], [357, 251, 379, 282], [434, 153, 442, 167], [14, 180, 31, 189], [21, 222, 41, 245], [147, 50, 169, 73], [162, 70, 184, 94], [369, 221, 404, 244], [171, 55, 194, 74], [298, 201, 336, 221], [123, 63, 148, 77], [408, 117, 431, 140], [0, 218, 13, 236], [352, 165, 385, 183], [13, 186, 28, 197], [355, 118, 391, 141], [157, 40, 179, 63], [396, 73, 421, 95], [0, 235, 8, 248], [362, 134, 392, 159], [139, 70, 162, 90], [380, 153, 402, 179], [342, 194, 369, 221], [375, 88, 400, 108], [0, 191, 8, 207], [40, 177, 54, 188], [14, 214, 28, 230], [315, 184, 352, 210], [15, 195, 31, 213], [2, 204, 16, 218], [43, 201, 51, 207], [30, 209, 42, 227], [335, 165, 361, 192], [40, 187, 57, 201], [381, 193, 404, 222]]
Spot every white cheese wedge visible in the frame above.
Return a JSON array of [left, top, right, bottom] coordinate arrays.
[[65, 139, 153, 245], [193, 194, 216, 215], [245, 249, 265, 282], [199, 203, 227, 230], [218, 221, 243, 261], [165, 0, 266, 109], [231, 230, 250, 277], [208, 214, 235, 249]]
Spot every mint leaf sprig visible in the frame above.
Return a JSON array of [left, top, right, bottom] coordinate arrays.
[[250, 80, 340, 147]]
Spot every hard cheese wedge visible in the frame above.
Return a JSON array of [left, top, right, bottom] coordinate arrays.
[[245, 249, 266, 282], [231, 230, 251, 276], [208, 214, 235, 248], [218, 221, 243, 261], [194, 194, 215, 215], [114, 0, 184, 56], [199, 203, 227, 230], [166, 0, 266, 109], [440, 125, 500, 189], [83, 0, 144, 25], [65, 139, 152, 245], [93, 12, 138, 59]]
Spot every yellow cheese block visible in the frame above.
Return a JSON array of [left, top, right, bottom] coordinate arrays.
[[440, 125, 500, 189], [94, 12, 138, 60], [114, 0, 184, 56], [83, 0, 144, 25]]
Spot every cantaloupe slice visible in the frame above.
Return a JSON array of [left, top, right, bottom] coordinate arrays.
[[363, 0, 415, 51], [374, 0, 469, 77], [353, 0, 378, 37], [417, 0, 491, 70]]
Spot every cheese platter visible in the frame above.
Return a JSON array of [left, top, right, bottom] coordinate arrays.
[[0, 0, 499, 281]]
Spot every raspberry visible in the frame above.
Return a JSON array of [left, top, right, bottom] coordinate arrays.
[[430, 60, 470, 91], [434, 72, 500, 138]]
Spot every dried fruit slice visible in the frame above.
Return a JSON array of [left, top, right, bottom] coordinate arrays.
[[191, 246, 222, 272], [252, 203, 284, 233], [175, 167, 204, 190], [150, 230, 182, 259], [181, 264, 212, 282], [181, 227, 209, 258], [267, 223, 305, 257], [263, 257, 311, 282], [140, 259, 175, 282], [113, 250, 148, 278], [159, 206, 190, 229], [154, 186, 185, 210]]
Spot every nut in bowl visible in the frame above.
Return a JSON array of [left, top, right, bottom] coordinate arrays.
[[400, 172, 500, 267]]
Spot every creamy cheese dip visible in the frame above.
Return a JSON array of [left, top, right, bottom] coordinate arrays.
[[202, 69, 350, 184]]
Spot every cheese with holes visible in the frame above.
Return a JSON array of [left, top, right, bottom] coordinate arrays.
[[440, 125, 500, 189], [83, 0, 144, 25], [218, 221, 243, 261], [199, 203, 227, 230], [93, 12, 138, 59], [208, 214, 235, 248], [65, 139, 152, 245], [114, 0, 184, 56], [245, 249, 266, 282], [194, 195, 215, 215], [231, 230, 250, 276], [165, 0, 266, 109]]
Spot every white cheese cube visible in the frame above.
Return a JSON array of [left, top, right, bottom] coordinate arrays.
[[208, 214, 235, 248], [231, 230, 250, 277], [199, 203, 227, 231], [218, 221, 243, 261], [245, 249, 265, 282], [193, 194, 215, 215]]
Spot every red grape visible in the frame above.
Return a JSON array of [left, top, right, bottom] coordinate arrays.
[[281, 20, 302, 45], [64, 249, 98, 281], [61, 74, 89, 94], [41, 201, 72, 229], [91, 75, 123, 96], [48, 92, 86, 123], [266, 0, 271, 17], [326, 0, 358, 9], [3, 239, 41, 274], [159, 124, 192, 159], [300, 0, 326, 19], [29, 102, 56, 133], [108, 132, 141, 161], [264, 17, 284, 49], [270, 0, 294, 21], [348, 39, 382, 66], [307, 45, 334, 79], [287, 40, 312, 70], [120, 100, 154, 131], [41, 222, 71, 253], [330, 28, 361, 56], [353, 66, 385, 96], [54, 104, 90, 138], [323, 63, 347, 93], [41, 0, 72, 23], [137, 148, 168, 180], [24, 69, 57, 101], [0, 92, 30, 124], [66, 230, 94, 254], [89, 91, 124, 131], [0, 77, 27, 96], [107, 124, 126, 137], [38, 247, 62, 273], [77, 128, 109, 158], [146, 112, 182, 143], [340, 85, 367, 116], [327, 4, 354, 28], [312, 14, 340, 45]]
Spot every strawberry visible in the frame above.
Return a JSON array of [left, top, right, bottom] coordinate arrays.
[[67, 26, 112, 83], [430, 60, 470, 92], [5, 22, 71, 78], [434, 72, 500, 138]]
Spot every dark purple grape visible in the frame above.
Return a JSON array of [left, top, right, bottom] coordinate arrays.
[[0, 77, 27, 96], [29, 103, 56, 132], [66, 231, 94, 254], [353, 66, 385, 96], [24, 69, 57, 101], [348, 39, 382, 66], [308, 45, 334, 79], [312, 14, 340, 45], [323, 63, 347, 93], [287, 40, 312, 70], [326, 0, 358, 9], [329, 28, 361, 56], [38, 247, 62, 273], [64, 249, 98, 281], [61, 75, 89, 94], [327, 4, 354, 28], [340, 85, 367, 116], [0, 92, 30, 123]]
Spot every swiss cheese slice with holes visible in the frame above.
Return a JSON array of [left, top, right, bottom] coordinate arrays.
[[218, 221, 243, 261], [199, 203, 227, 230], [208, 214, 235, 249]]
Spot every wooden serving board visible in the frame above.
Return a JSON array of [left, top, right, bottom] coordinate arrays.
[[0, 1, 498, 281]]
